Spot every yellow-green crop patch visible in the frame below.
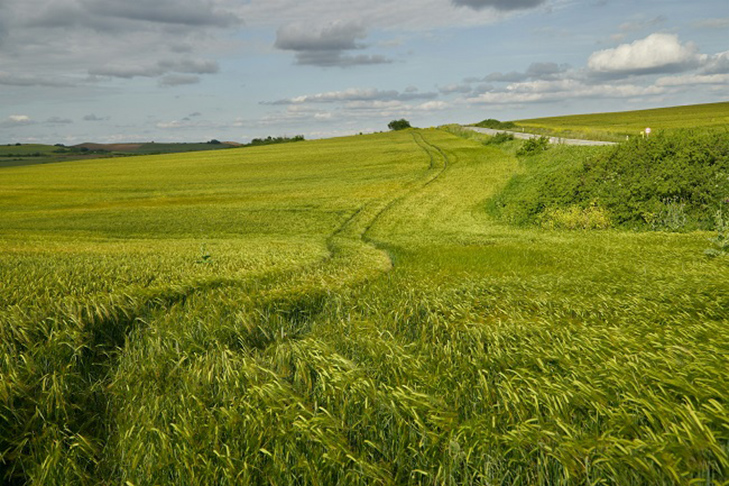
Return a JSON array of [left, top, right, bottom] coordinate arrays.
[[514, 101, 729, 141], [1, 128, 728, 485]]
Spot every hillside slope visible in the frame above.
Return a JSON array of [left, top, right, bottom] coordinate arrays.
[[513, 101, 729, 141]]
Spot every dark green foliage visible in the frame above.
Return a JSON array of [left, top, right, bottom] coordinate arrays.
[[484, 132, 514, 145], [388, 119, 412, 131], [474, 118, 516, 130], [516, 136, 550, 156], [491, 130, 729, 230], [247, 135, 305, 147]]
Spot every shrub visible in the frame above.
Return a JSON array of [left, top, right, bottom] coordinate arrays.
[[388, 119, 412, 131], [474, 118, 516, 130], [485, 132, 515, 145], [642, 197, 688, 232], [705, 208, 729, 258], [517, 136, 550, 156]]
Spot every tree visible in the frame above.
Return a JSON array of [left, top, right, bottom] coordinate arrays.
[[388, 119, 411, 131]]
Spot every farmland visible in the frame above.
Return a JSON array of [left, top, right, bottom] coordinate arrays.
[[1, 127, 728, 485], [0, 141, 239, 168], [511, 101, 729, 142]]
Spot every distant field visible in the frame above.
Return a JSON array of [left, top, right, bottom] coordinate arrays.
[[77, 141, 241, 155], [0, 144, 69, 167], [0, 141, 237, 168], [1, 129, 727, 485], [512, 101, 729, 141]]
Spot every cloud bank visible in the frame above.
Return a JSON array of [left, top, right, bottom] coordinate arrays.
[[588, 33, 701, 76], [275, 21, 392, 67], [451, 0, 545, 11]]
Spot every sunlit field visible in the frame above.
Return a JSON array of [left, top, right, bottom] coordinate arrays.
[[514, 101, 729, 141], [1, 128, 727, 485]]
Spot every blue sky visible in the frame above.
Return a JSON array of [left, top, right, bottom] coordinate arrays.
[[0, 0, 727, 144]]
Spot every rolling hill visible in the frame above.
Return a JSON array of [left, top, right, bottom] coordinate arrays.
[[510, 101, 729, 141]]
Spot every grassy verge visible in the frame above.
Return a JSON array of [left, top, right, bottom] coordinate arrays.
[[489, 130, 729, 231]]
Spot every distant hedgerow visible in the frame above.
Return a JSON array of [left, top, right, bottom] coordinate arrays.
[[474, 118, 516, 130]]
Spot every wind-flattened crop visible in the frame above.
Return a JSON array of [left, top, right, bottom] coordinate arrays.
[[1, 129, 728, 485]]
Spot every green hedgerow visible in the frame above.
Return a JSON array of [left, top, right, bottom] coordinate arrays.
[[491, 130, 729, 230]]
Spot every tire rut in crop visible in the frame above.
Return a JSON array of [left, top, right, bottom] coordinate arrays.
[[1, 130, 456, 485]]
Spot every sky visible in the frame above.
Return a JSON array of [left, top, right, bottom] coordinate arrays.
[[0, 0, 728, 144]]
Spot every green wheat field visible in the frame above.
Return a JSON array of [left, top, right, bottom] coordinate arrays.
[[1, 109, 728, 484], [514, 101, 729, 141]]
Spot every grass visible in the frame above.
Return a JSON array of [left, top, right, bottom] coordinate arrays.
[[0, 142, 237, 168], [1, 129, 728, 485], [513, 101, 729, 141]]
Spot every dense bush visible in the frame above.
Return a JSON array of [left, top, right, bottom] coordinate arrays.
[[474, 118, 516, 130], [388, 119, 412, 131], [517, 135, 550, 156], [485, 132, 515, 145], [490, 130, 729, 230]]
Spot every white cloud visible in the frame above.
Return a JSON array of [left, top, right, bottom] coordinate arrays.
[[588, 33, 701, 76], [702, 51, 729, 74], [0, 72, 75, 87], [466, 78, 669, 105], [266, 88, 438, 105], [236, 0, 534, 32], [275, 21, 367, 53], [0, 115, 34, 128], [155, 118, 230, 130], [82, 0, 241, 28], [655, 73, 729, 87], [83, 114, 109, 122], [692, 18, 729, 30], [89, 58, 219, 79], [274, 21, 394, 67], [439, 83, 474, 94], [451, 0, 545, 11], [0, 0, 232, 94], [46, 116, 73, 124], [417, 101, 450, 111]]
